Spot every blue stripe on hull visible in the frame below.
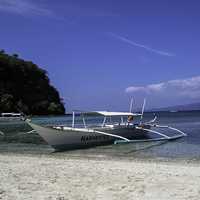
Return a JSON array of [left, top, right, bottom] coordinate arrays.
[[52, 141, 112, 151]]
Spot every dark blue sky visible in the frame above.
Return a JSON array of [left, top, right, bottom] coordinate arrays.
[[0, 0, 200, 111]]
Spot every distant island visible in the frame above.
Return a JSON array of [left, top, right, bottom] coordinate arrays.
[[0, 50, 65, 115], [151, 102, 200, 112]]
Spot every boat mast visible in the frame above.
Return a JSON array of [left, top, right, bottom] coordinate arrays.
[[72, 111, 75, 128], [140, 98, 146, 124], [102, 117, 107, 127], [129, 97, 134, 113], [82, 115, 86, 128]]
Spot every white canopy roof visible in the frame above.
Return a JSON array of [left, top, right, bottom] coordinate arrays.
[[72, 110, 142, 117], [90, 111, 141, 117]]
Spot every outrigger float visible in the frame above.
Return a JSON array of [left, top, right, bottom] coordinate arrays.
[[26, 100, 187, 151]]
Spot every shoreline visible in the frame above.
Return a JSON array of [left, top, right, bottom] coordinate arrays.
[[0, 153, 200, 200], [1, 141, 200, 165], [1, 149, 200, 165]]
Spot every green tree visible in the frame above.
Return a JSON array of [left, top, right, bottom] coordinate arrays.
[[12, 54, 19, 58], [0, 94, 14, 112], [48, 102, 63, 114]]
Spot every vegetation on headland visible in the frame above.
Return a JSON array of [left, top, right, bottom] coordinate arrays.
[[0, 50, 65, 115]]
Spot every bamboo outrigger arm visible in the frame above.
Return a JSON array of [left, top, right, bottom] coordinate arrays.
[[0, 130, 4, 136], [114, 124, 187, 145], [21, 130, 37, 135], [94, 130, 130, 142], [135, 126, 171, 139], [153, 125, 187, 136], [136, 124, 187, 139]]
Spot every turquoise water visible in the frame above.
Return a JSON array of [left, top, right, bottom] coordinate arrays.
[[0, 111, 200, 161]]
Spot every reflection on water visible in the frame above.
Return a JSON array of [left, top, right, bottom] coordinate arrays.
[[0, 111, 200, 161]]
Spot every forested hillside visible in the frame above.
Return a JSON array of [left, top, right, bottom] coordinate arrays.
[[0, 50, 65, 115]]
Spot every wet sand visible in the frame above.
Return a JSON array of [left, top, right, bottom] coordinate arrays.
[[0, 153, 200, 200]]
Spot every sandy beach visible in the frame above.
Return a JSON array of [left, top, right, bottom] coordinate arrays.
[[0, 153, 199, 200]]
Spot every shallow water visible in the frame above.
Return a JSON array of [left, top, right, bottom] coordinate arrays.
[[0, 111, 200, 161]]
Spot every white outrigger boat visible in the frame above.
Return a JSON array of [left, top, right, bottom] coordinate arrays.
[[0, 113, 23, 121], [26, 104, 187, 151]]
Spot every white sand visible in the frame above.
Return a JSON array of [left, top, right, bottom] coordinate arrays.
[[0, 154, 200, 200]]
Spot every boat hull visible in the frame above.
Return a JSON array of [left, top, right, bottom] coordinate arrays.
[[27, 121, 150, 151]]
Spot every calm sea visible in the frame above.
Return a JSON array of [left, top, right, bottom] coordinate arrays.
[[0, 111, 200, 161]]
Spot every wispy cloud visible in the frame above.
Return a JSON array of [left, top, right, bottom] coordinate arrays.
[[0, 0, 55, 18], [0, 1, 118, 21], [126, 76, 200, 99], [108, 32, 175, 57]]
